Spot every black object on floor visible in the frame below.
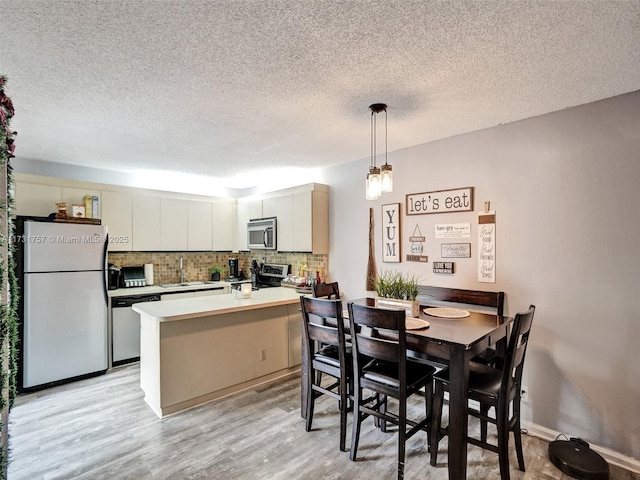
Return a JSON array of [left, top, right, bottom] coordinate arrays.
[[548, 437, 609, 480]]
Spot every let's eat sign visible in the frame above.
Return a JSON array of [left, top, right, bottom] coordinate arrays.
[[406, 187, 473, 215]]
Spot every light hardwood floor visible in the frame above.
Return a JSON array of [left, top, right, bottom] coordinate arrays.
[[7, 364, 638, 480]]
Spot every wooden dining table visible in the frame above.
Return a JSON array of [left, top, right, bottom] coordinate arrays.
[[300, 297, 512, 480]]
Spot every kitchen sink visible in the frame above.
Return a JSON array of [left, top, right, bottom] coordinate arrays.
[[160, 281, 205, 288]]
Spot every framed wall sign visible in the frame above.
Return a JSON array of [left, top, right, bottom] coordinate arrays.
[[406, 187, 474, 215], [382, 203, 401, 263], [478, 211, 496, 283], [441, 243, 471, 258]]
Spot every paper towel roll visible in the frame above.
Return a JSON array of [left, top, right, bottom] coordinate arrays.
[[144, 263, 154, 286]]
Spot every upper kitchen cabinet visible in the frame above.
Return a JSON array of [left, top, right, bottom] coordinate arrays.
[[292, 187, 328, 253], [234, 200, 250, 252], [160, 198, 188, 251], [249, 200, 263, 220], [212, 201, 234, 251], [243, 184, 329, 254], [187, 201, 213, 251], [15, 182, 62, 217], [132, 194, 161, 251], [263, 195, 294, 252], [102, 190, 133, 252]]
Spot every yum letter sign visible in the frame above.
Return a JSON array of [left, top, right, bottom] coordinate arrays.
[[382, 203, 401, 263], [406, 187, 473, 215]]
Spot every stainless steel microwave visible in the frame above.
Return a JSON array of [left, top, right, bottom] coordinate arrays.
[[247, 217, 277, 250]]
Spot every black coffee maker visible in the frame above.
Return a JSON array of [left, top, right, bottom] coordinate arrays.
[[107, 263, 121, 290], [228, 258, 239, 280]]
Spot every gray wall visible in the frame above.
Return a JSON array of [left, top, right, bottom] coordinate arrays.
[[325, 90, 640, 460]]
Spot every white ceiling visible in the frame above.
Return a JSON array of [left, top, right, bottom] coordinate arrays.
[[1, 0, 639, 193]]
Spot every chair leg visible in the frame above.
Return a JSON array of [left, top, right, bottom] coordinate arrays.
[[305, 369, 315, 432], [480, 403, 490, 442], [514, 426, 525, 472], [339, 377, 348, 452], [380, 394, 388, 432], [496, 406, 511, 480], [350, 388, 362, 461], [397, 400, 407, 480], [425, 383, 433, 451], [430, 380, 444, 466]]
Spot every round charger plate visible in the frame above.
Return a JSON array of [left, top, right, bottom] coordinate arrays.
[[406, 317, 430, 330], [423, 307, 470, 318]]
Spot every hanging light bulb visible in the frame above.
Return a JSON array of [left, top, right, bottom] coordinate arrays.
[[381, 164, 393, 193], [366, 103, 392, 199], [366, 166, 381, 200]]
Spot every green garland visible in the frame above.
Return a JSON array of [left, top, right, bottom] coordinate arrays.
[[0, 73, 19, 480]]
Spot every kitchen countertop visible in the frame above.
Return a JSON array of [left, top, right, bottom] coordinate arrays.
[[108, 281, 232, 297], [132, 287, 302, 322]]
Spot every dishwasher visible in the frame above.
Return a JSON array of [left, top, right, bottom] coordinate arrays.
[[111, 293, 160, 366]]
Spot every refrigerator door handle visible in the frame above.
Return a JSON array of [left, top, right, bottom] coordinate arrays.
[[102, 233, 109, 307]]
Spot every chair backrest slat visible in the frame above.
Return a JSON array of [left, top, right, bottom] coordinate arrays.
[[300, 295, 346, 356], [312, 282, 340, 300], [348, 302, 407, 366], [357, 335, 400, 363], [419, 285, 504, 316], [307, 322, 340, 346]]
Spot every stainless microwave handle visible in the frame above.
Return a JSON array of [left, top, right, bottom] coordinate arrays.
[[263, 228, 268, 247]]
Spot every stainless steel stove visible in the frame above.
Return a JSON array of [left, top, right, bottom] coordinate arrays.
[[256, 263, 290, 288]]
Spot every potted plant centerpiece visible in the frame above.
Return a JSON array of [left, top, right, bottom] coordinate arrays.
[[373, 270, 421, 318], [209, 265, 223, 282]]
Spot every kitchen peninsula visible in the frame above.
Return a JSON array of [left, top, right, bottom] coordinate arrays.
[[133, 287, 303, 417]]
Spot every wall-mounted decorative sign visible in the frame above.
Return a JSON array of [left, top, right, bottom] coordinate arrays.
[[406, 187, 473, 215], [478, 210, 496, 283], [433, 261, 455, 274], [441, 243, 471, 258], [382, 203, 401, 263], [409, 224, 425, 254], [407, 255, 428, 263], [435, 223, 471, 239]]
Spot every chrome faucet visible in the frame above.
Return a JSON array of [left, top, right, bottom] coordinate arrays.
[[179, 256, 185, 284]]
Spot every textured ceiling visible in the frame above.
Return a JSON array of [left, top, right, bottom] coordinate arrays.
[[1, 0, 639, 191]]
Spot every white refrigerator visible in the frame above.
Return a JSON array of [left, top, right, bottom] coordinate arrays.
[[22, 220, 109, 389]]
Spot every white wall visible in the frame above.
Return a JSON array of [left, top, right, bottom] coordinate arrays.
[[325, 90, 640, 461]]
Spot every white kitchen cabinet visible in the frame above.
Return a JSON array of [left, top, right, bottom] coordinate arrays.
[[234, 200, 250, 251], [288, 303, 301, 367], [236, 184, 329, 254], [188, 201, 213, 251], [249, 200, 263, 220], [263, 195, 293, 252], [101, 190, 133, 251], [293, 189, 329, 254], [160, 198, 188, 251], [15, 182, 62, 217], [132, 195, 161, 251], [212, 201, 234, 251]]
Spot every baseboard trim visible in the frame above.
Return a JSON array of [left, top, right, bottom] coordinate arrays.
[[522, 421, 640, 474]]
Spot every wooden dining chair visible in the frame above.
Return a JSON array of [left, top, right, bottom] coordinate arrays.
[[430, 305, 536, 480], [300, 295, 351, 451], [347, 302, 436, 480], [312, 281, 340, 300]]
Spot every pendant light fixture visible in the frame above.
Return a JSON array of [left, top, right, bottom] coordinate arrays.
[[366, 103, 393, 200]]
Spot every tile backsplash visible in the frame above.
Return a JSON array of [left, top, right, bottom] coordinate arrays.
[[108, 251, 329, 285]]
